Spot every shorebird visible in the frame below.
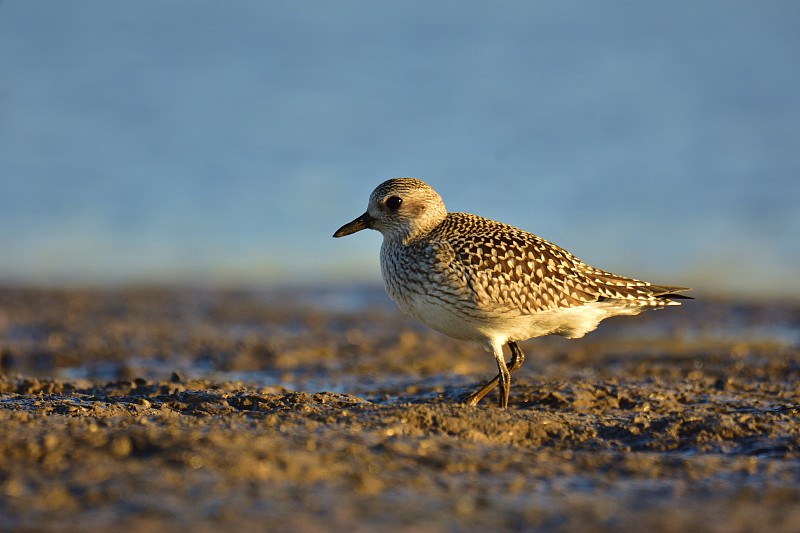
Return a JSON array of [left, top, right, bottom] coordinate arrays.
[[333, 178, 690, 408]]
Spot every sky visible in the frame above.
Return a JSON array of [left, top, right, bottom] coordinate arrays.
[[1, 1, 799, 297]]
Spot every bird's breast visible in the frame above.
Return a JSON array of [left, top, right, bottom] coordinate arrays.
[[379, 240, 506, 341]]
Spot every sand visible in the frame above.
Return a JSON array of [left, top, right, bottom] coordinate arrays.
[[1, 287, 798, 532]]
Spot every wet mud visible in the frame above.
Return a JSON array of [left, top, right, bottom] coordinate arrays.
[[1, 287, 799, 532]]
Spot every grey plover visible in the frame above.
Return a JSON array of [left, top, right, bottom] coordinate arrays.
[[333, 178, 690, 408]]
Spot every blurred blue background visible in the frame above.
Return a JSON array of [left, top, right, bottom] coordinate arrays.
[[1, 1, 798, 297]]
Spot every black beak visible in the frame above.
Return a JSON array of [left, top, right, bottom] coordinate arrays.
[[333, 212, 374, 237]]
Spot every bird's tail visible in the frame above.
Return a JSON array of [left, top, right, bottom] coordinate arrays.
[[646, 284, 693, 299], [588, 270, 692, 307]]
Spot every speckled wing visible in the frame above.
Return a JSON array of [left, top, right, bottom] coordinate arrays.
[[432, 213, 687, 315]]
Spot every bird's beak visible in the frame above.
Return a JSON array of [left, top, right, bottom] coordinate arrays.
[[333, 212, 374, 237]]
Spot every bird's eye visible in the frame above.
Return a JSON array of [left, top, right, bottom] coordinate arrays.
[[385, 196, 403, 210]]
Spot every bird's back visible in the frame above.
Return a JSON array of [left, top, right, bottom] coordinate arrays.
[[417, 212, 689, 320]]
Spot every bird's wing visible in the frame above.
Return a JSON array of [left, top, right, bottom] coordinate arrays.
[[438, 213, 688, 314]]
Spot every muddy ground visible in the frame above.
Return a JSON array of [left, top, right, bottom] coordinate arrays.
[[0, 287, 798, 532]]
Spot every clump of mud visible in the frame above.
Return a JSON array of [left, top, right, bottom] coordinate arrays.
[[1, 287, 799, 532]]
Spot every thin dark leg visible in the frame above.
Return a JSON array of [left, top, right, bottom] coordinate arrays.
[[462, 341, 526, 407], [508, 341, 526, 373], [495, 351, 511, 408]]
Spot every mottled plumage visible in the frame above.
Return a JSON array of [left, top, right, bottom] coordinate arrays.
[[334, 178, 690, 407]]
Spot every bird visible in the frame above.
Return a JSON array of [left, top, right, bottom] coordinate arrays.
[[333, 178, 691, 408]]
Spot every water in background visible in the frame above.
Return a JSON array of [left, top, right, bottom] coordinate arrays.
[[1, 1, 798, 296]]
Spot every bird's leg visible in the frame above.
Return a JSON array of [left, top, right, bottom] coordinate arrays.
[[462, 377, 497, 407], [462, 341, 526, 407], [507, 341, 526, 373], [495, 349, 511, 408]]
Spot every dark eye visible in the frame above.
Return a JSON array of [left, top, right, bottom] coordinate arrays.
[[385, 196, 403, 210]]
